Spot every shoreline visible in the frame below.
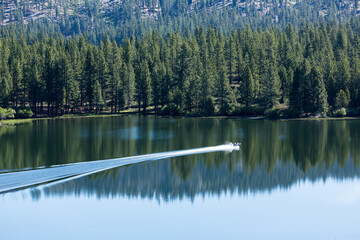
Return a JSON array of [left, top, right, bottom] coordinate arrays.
[[1, 112, 360, 126]]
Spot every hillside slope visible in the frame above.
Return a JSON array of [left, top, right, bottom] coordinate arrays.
[[1, 0, 360, 42], [1, 0, 360, 25]]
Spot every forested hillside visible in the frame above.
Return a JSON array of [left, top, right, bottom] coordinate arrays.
[[1, 20, 360, 117], [1, 0, 360, 43]]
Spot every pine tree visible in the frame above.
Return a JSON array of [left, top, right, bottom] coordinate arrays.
[[323, 54, 337, 107], [263, 64, 281, 108], [235, 42, 244, 81], [335, 89, 349, 109], [225, 34, 236, 84], [0, 76, 10, 107], [302, 60, 319, 114], [67, 74, 80, 112], [350, 55, 360, 108], [0, 47, 11, 107], [84, 48, 96, 110], [151, 62, 166, 111], [336, 57, 351, 96], [122, 63, 135, 108], [278, 65, 289, 103], [182, 39, 202, 112], [290, 60, 311, 113], [53, 51, 74, 114], [199, 69, 212, 113], [10, 58, 23, 107], [103, 36, 113, 69], [93, 80, 104, 113], [217, 65, 232, 114], [43, 45, 55, 114], [68, 47, 81, 112], [96, 49, 109, 106], [27, 60, 41, 115], [309, 66, 328, 114], [135, 60, 151, 113], [335, 29, 348, 61], [108, 40, 122, 112], [123, 38, 135, 66], [242, 66, 255, 106], [160, 62, 172, 107], [173, 41, 192, 107]]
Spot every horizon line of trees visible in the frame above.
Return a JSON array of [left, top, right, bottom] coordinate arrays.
[[1, 20, 360, 116]]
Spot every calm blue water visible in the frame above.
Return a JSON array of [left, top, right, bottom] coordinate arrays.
[[0, 116, 359, 239]]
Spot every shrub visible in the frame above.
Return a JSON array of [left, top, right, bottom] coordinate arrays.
[[237, 106, 265, 115], [219, 102, 232, 115], [0, 107, 16, 120], [160, 104, 183, 115], [264, 107, 281, 117], [15, 107, 33, 119], [200, 97, 215, 115], [333, 108, 347, 117], [282, 108, 302, 118]]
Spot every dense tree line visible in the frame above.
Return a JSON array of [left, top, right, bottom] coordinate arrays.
[[1, 20, 360, 116], [1, 0, 360, 44]]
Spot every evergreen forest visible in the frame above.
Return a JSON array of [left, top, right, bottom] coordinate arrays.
[[1, 0, 360, 44], [1, 19, 360, 117]]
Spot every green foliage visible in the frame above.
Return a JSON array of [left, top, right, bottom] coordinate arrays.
[[333, 108, 347, 117], [263, 64, 281, 108], [217, 65, 233, 112], [264, 108, 281, 117], [0, 107, 16, 120], [289, 67, 305, 112], [135, 59, 151, 112], [1, 0, 358, 45], [232, 106, 266, 116], [282, 108, 302, 118], [15, 107, 33, 119], [241, 66, 255, 106], [160, 104, 183, 116], [122, 63, 135, 108], [93, 80, 104, 112], [200, 97, 215, 116], [335, 90, 350, 109], [336, 58, 351, 91], [0, 20, 360, 118], [219, 101, 233, 116], [0, 77, 10, 106], [306, 66, 328, 114]]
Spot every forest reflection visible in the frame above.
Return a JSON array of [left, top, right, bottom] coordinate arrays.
[[1, 116, 360, 199]]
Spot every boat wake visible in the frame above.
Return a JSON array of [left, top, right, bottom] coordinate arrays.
[[0, 143, 239, 194]]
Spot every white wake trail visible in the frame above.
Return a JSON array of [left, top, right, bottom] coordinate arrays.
[[0, 144, 239, 193]]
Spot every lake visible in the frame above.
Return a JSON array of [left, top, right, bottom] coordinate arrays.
[[0, 116, 360, 239]]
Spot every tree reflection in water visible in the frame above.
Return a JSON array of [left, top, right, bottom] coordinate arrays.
[[0, 116, 359, 200]]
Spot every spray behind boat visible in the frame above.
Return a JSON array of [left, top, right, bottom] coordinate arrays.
[[0, 143, 241, 193]]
